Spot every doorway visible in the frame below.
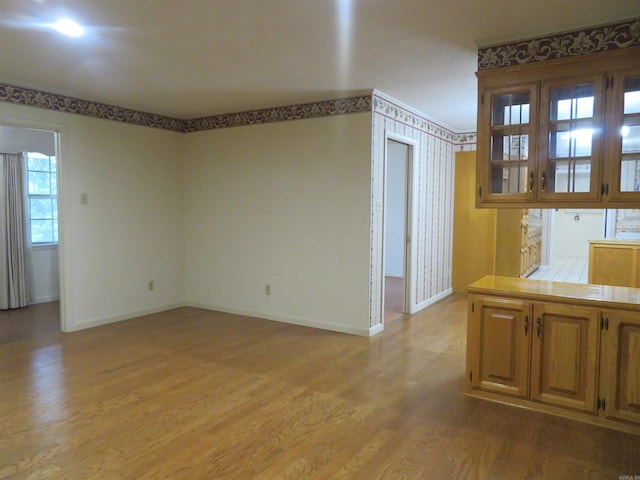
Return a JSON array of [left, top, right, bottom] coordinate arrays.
[[383, 135, 414, 322], [0, 124, 62, 339]]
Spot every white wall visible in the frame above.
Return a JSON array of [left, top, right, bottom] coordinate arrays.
[[552, 209, 605, 257], [384, 141, 407, 277], [30, 245, 59, 303], [0, 103, 185, 331], [184, 113, 373, 335]]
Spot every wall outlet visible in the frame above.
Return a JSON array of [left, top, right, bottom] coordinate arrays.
[[148, 280, 154, 291], [265, 284, 271, 296]]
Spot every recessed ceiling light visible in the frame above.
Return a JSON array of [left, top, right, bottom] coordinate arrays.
[[53, 18, 85, 37]]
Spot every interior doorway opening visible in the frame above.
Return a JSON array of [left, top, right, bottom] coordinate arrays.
[[383, 135, 414, 323], [0, 124, 62, 339]]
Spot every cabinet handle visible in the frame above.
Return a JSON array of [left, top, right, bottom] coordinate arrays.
[[536, 317, 542, 338], [529, 172, 534, 192], [541, 172, 546, 192], [524, 315, 529, 336]]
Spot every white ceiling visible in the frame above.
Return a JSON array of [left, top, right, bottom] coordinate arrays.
[[1, 0, 639, 132]]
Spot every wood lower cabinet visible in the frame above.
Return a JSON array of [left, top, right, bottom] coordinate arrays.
[[602, 310, 640, 425], [466, 275, 640, 434], [469, 296, 599, 413], [470, 297, 531, 398], [588, 240, 640, 288], [530, 303, 599, 413]]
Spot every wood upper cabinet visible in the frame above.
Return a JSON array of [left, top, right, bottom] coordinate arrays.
[[468, 296, 532, 398], [607, 66, 640, 202], [476, 47, 640, 208], [530, 303, 600, 413], [601, 310, 640, 424]]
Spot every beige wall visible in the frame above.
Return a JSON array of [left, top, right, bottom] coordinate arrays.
[[0, 103, 185, 331], [452, 151, 496, 292], [2, 95, 462, 336], [183, 113, 373, 335]]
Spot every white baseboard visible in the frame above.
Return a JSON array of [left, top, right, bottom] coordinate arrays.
[[31, 295, 60, 304], [66, 302, 186, 332], [186, 301, 372, 336], [368, 323, 384, 337], [410, 288, 452, 314]]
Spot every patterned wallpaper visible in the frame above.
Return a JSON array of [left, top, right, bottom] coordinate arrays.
[[478, 18, 640, 70], [369, 92, 457, 329]]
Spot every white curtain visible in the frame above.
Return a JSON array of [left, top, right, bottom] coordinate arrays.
[[0, 152, 31, 309]]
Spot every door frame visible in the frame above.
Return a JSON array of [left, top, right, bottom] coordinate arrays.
[[383, 132, 417, 315], [0, 118, 67, 332]]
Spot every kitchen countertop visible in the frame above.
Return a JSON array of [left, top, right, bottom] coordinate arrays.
[[467, 275, 640, 311]]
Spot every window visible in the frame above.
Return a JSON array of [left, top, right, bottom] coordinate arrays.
[[26, 152, 58, 244]]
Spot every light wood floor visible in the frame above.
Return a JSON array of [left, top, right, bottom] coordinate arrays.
[[1, 297, 639, 479]]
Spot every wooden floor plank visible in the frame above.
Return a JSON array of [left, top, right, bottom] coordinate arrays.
[[1, 296, 639, 479]]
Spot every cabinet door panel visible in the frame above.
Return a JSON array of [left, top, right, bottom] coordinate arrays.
[[603, 311, 640, 423], [607, 67, 640, 202], [538, 76, 605, 203], [531, 303, 600, 413], [469, 296, 532, 398], [476, 83, 537, 205]]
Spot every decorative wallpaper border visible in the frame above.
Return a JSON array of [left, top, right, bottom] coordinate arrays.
[[372, 94, 477, 145], [478, 18, 640, 70], [184, 96, 372, 132], [0, 81, 372, 133], [0, 83, 186, 132]]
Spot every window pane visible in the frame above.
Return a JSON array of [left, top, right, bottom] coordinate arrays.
[[556, 99, 572, 121], [28, 171, 51, 195], [50, 157, 57, 172], [491, 135, 507, 161], [30, 198, 53, 220], [53, 198, 58, 219], [31, 220, 54, 243], [549, 127, 593, 158], [27, 153, 50, 171], [492, 92, 529, 126], [51, 173, 57, 195], [620, 156, 640, 192], [490, 163, 527, 194], [622, 124, 640, 154], [550, 84, 594, 121], [624, 78, 640, 115], [552, 159, 591, 193], [576, 96, 594, 118]]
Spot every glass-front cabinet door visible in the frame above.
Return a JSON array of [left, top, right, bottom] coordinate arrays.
[[608, 68, 640, 202], [538, 76, 605, 202], [477, 84, 537, 203]]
